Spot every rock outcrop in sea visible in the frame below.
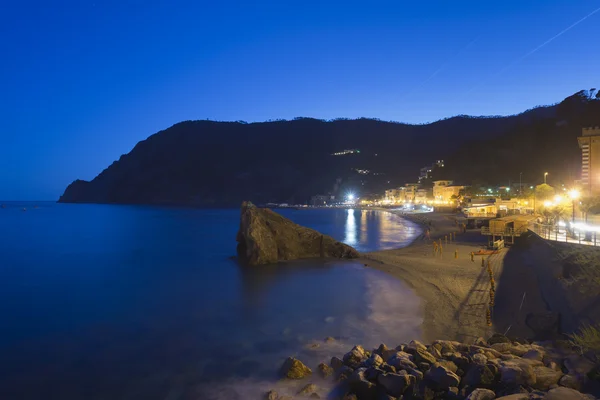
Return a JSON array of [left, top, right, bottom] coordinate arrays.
[[236, 201, 359, 266], [269, 334, 600, 399]]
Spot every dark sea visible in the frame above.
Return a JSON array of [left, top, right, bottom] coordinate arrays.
[[0, 202, 423, 400]]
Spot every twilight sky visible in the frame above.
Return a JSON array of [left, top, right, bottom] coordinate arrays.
[[1, 0, 599, 200]]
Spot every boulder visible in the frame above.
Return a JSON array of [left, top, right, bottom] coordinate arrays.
[[380, 363, 396, 373], [364, 366, 382, 381], [331, 356, 344, 371], [462, 364, 497, 388], [336, 365, 354, 381], [523, 349, 545, 362], [448, 352, 471, 371], [280, 357, 312, 379], [563, 354, 596, 376], [365, 353, 384, 368], [433, 340, 458, 354], [387, 351, 417, 370], [559, 374, 583, 391], [407, 340, 428, 352], [488, 333, 512, 345], [405, 365, 424, 381], [466, 388, 496, 400], [472, 353, 488, 366], [297, 383, 318, 396], [265, 390, 279, 400], [499, 360, 536, 386], [418, 362, 431, 372], [348, 368, 377, 400], [414, 347, 437, 364], [377, 371, 413, 397], [318, 362, 334, 378], [543, 387, 591, 400], [381, 348, 398, 361], [374, 343, 389, 356], [491, 343, 529, 357], [531, 366, 563, 390], [436, 360, 458, 373], [495, 395, 529, 400], [425, 364, 460, 390], [236, 201, 359, 265], [546, 361, 561, 371], [343, 345, 367, 368]]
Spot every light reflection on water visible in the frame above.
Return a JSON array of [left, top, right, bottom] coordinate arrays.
[[0, 205, 423, 400], [345, 208, 357, 245], [278, 208, 422, 252]]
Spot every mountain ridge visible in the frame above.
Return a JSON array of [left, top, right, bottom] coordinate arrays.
[[59, 90, 600, 206]]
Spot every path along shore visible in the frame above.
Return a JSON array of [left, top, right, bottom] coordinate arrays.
[[359, 209, 591, 344]]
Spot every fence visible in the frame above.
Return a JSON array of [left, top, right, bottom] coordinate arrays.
[[529, 222, 600, 247]]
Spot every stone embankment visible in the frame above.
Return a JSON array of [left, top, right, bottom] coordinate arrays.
[[269, 334, 599, 400]]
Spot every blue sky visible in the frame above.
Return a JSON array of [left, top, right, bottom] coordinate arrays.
[[1, 0, 599, 200]]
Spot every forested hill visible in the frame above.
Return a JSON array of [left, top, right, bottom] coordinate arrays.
[[59, 89, 600, 206], [441, 89, 600, 187]]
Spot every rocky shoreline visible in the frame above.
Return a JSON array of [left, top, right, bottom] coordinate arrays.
[[269, 334, 600, 399]]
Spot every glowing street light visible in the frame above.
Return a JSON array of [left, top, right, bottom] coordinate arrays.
[[568, 189, 580, 200], [543, 200, 552, 208], [554, 195, 563, 203], [544, 172, 548, 184]]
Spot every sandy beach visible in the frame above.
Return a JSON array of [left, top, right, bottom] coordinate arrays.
[[360, 211, 497, 343], [356, 209, 593, 346], [359, 208, 600, 346]]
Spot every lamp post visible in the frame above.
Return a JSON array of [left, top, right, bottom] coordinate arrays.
[[544, 172, 548, 185], [519, 172, 522, 195], [569, 189, 580, 222]]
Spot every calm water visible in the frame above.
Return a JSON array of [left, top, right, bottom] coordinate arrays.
[[0, 203, 422, 400]]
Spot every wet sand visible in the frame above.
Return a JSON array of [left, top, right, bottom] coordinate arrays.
[[361, 212, 497, 342]]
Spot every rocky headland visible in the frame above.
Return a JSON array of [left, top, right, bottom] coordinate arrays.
[[236, 201, 359, 266], [270, 334, 600, 400]]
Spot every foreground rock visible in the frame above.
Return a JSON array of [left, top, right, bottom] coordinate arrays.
[[236, 201, 359, 265], [280, 357, 312, 379], [272, 336, 600, 399]]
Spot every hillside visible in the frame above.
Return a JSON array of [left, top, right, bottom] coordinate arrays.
[[59, 90, 600, 206], [441, 89, 600, 187]]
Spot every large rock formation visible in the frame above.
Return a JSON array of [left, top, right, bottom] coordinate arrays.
[[236, 201, 359, 266]]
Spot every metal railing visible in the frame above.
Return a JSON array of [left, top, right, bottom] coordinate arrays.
[[529, 222, 600, 247], [481, 226, 529, 236]]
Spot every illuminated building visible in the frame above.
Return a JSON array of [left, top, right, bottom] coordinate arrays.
[[578, 127, 600, 195]]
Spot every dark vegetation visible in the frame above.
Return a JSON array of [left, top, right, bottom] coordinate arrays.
[[59, 90, 600, 206]]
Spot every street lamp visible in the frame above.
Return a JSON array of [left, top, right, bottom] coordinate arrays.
[[519, 172, 523, 195], [568, 189, 580, 222], [544, 172, 548, 184]]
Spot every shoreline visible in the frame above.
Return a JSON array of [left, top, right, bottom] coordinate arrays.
[[359, 209, 500, 343]]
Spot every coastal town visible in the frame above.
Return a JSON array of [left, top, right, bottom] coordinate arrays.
[[299, 127, 600, 248]]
